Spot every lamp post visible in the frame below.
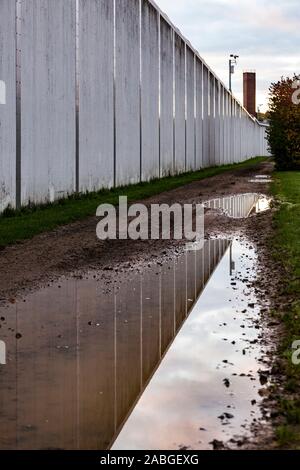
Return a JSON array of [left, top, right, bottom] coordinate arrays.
[[229, 54, 239, 93], [257, 104, 264, 121]]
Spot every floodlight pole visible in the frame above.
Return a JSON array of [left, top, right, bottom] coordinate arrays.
[[229, 54, 239, 93]]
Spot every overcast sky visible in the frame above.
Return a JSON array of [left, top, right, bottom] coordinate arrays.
[[157, 0, 300, 112]]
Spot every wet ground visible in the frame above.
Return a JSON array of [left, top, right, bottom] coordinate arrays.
[[204, 193, 271, 219], [0, 237, 269, 450], [0, 161, 276, 449], [0, 161, 274, 302], [113, 239, 269, 450], [248, 175, 273, 184]]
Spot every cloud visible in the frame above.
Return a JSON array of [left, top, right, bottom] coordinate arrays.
[[157, 0, 300, 111]]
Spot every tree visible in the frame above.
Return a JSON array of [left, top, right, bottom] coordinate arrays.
[[267, 75, 300, 170]]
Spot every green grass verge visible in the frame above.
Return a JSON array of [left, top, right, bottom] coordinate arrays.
[[270, 171, 300, 448], [0, 156, 266, 248]]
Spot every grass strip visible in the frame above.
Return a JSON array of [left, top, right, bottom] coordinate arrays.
[[270, 171, 300, 448], [0, 156, 266, 247]]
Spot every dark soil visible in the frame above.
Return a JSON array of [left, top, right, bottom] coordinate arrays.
[[0, 161, 274, 303]]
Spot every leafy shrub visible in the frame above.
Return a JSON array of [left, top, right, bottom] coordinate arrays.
[[267, 75, 300, 170]]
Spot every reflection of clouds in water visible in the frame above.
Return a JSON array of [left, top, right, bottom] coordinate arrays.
[[0, 238, 265, 450], [0, 239, 231, 450], [204, 194, 271, 219], [113, 241, 264, 450], [256, 198, 271, 213]]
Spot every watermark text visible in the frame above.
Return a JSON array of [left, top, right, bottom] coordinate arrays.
[[96, 197, 204, 251], [0, 80, 6, 105]]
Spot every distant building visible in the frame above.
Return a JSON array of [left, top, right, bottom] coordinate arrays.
[[243, 71, 256, 117]]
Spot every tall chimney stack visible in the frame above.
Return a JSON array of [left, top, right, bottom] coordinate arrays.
[[243, 71, 256, 117]]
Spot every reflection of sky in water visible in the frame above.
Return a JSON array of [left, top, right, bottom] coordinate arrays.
[[113, 240, 264, 450], [255, 197, 271, 213], [249, 176, 272, 184], [204, 193, 271, 219], [0, 239, 267, 450]]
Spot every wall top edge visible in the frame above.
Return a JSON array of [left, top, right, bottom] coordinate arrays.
[[147, 0, 259, 124], [255, 120, 269, 128]]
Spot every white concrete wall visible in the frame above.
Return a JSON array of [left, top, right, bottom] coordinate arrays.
[[202, 66, 209, 168], [174, 33, 185, 174], [78, 0, 114, 192], [208, 72, 215, 166], [186, 47, 195, 171], [0, 0, 16, 211], [195, 58, 203, 170], [115, 0, 140, 186], [160, 17, 174, 176], [21, 0, 76, 205], [215, 80, 220, 166], [0, 0, 269, 213], [225, 92, 229, 164], [141, 0, 160, 181]]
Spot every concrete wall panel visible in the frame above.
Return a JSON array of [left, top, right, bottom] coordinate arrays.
[[0, 0, 16, 211], [115, 0, 140, 186], [174, 34, 185, 173], [141, 0, 160, 181], [0, 0, 270, 213], [21, 0, 76, 205], [202, 66, 209, 167], [160, 17, 173, 176], [208, 73, 215, 166], [215, 79, 220, 165], [220, 85, 224, 166], [186, 47, 195, 171], [79, 0, 114, 192], [195, 58, 203, 169]]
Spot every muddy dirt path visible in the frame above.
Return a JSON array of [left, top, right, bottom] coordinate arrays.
[[0, 159, 282, 450], [0, 161, 274, 302]]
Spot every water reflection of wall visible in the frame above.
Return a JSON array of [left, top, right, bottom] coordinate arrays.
[[0, 239, 230, 450], [204, 193, 261, 218]]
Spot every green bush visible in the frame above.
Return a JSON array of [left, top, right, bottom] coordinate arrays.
[[267, 75, 300, 170]]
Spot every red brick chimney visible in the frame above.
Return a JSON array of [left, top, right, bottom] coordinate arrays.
[[243, 72, 256, 117]]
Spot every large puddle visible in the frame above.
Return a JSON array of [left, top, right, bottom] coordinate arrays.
[[0, 238, 268, 450], [204, 193, 271, 219], [249, 175, 272, 184]]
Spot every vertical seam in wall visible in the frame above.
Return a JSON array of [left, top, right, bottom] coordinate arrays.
[[139, 0, 142, 182], [213, 76, 216, 164], [225, 88, 227, 164], [219, 81, 221, 165], [172, 29, 175, 174], [202, 67, 204, 168], [184, 43, 187, 172], [207, 72, 210, 166], [219, 84, 221, 165], [158, 12, 161, 178], [15, 0, 21, 208], [194, 57, 197, 170], [222, 84, 224, 165], [8, 0, 266, 213], [201, 62, 203, 168], [220, 84, 222, 165], [113, 0, 117, 187], [216, 80, 218, 165], [75, 0, 79, 193], [216, 79, 218, 164], [211, 74, 216, 165]]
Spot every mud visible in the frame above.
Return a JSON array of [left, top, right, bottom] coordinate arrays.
[[0, 161, 274, 303], [0, 159, 281, 450]]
